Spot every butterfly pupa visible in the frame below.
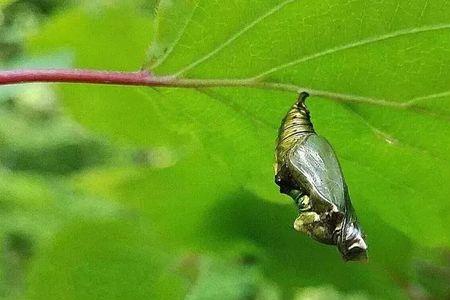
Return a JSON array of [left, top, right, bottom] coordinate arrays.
[[275, 92, 367, 261]]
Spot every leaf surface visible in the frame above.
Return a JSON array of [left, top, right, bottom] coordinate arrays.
[[24, 1, 450, 298]]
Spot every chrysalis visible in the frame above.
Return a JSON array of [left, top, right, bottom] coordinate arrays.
[[275, 92, 367, 261]]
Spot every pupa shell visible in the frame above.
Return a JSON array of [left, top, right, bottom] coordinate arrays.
[[275, 92, 367, 261]]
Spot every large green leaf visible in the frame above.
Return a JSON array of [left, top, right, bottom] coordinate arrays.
[[30, 0, 450, 246], [24, 1, 450, 298], [25, 219, 187, 300], [73, 155, 410, 299], [145, 0, 450, 247]]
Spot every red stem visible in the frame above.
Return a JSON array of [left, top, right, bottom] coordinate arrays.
[[0, 69, 409, 109], [0, 69, 173, 86]]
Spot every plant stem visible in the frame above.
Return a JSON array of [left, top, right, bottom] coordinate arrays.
[[0, 68, 407, 109], [0, 69, 173, 87]]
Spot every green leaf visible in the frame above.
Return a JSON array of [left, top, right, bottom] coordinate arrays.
[[184, 255, 280, 300], [25, 220, 186, 300], [144, 0, 199, 69], [0, 0, 13, 10], [76, 161, 411, 299], [145, 0, 450, 247], [27, 5, 151, 70], [294, 285, 369, 300], [24, 1, 450, 298]]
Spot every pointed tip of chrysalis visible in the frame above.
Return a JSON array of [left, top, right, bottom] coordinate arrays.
[[298, 91, 309, 103]]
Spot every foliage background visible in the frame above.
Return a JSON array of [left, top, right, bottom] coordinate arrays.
[[0, 0, 449, 299]]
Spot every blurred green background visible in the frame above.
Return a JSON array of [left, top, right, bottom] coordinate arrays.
[[1, 1, 449, 299]]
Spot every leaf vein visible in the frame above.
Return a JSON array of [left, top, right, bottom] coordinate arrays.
[[151, 2, 200, 69], [406, 90, 450, 105], [251, 24, 450, 80], [343, 104, 448, 163], [173, 0, 297, 77]]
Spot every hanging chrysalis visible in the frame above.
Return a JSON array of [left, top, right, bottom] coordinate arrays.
[[275, 92, 367, 261]]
